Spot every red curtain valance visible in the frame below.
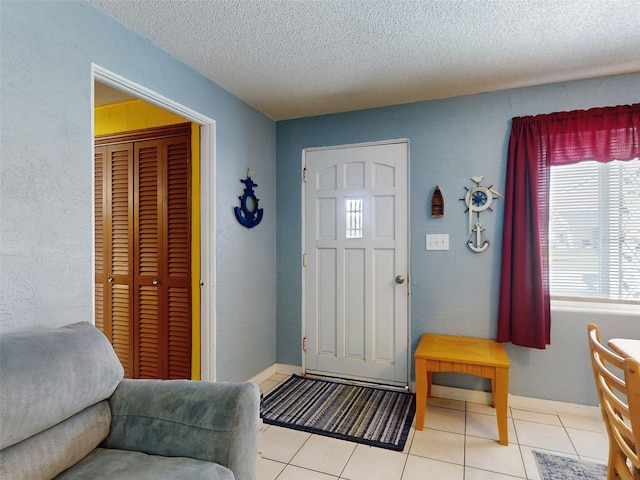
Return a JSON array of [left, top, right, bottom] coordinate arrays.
[[512, 104, 640, 166]]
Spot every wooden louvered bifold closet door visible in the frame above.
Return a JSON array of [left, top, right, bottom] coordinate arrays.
[[95, 125, 191, 380], [134, 137, 192, 379], [95, 143, 135, 377]]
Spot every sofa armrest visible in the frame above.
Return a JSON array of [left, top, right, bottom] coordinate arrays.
[[103, 379, 259, 480]]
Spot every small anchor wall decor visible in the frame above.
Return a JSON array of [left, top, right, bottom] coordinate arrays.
[[234, 169, 263, 229], [469, 222, 490, 253]]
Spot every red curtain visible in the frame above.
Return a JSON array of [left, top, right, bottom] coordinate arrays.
[[497, 104, 640, 349]]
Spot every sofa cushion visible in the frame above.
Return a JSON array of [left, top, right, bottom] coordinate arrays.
[[104, 379, 260, 480], [0, 401, 111, 480], [54, 448, 234, 480], [0, 321, 124, 449]]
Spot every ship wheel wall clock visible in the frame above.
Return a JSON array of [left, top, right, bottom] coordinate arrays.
[[234, 169, 263, 228], [460, 176, 504, 253]]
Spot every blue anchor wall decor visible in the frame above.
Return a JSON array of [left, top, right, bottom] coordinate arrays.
[[234, 169, 263, 228]]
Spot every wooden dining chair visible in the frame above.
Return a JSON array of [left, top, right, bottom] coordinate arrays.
[[587, 323, 640, 480], [624, 357, 640, 479]]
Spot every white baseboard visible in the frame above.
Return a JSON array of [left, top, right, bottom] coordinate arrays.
[[411, 381, 601, 419], [250, 365, 600, 418], [247, 364, 277, 384], [247, 363, 302, 385], [275, 364, 303, 376], [508, 393, 601, 418]]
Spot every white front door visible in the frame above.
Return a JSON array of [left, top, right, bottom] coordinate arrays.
[[303, 141, 409, 386]]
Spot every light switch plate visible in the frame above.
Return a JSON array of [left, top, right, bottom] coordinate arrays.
[[426, 234, 449, 251]]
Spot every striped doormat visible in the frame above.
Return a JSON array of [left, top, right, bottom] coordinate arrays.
[[260, 375, 415, 451]]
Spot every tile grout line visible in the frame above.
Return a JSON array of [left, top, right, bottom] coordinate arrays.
[[512, 414, 533, 480], [558, 415, 582, 461], [462, 401, 467, 480], [397, 449, 410, 480], [336, 442, 357, 480]]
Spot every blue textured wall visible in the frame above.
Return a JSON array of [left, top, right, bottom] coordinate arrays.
[[276, 73, 640, 405], [2, 0, 637, 403], [0, 1, 276, 383]]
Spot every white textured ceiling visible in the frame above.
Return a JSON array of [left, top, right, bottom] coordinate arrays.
[[89, 0, 640, 120]]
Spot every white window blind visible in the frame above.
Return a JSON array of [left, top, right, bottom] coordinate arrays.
[[549, 158, 640, 303]]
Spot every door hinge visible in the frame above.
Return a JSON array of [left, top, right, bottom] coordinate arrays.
[[303, 337, 307, 352], [302, 253, 307, 267], [303, 167, 308, 182]]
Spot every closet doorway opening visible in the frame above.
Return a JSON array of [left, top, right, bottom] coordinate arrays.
[[92, 65, 217, 381]]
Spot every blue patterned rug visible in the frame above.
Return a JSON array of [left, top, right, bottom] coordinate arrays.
[[260, 375, 415, 451], [534, 451, 607, 480]]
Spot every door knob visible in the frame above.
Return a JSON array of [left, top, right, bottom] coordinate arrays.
[[395, 275, 405, 284], [107, 277, 113, 283], [152, 279, 160, 285]]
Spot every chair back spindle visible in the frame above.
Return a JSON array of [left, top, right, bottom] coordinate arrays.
[[587, 324, 639, 480]]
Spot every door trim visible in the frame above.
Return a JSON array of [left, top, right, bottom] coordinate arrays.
[[91, 65, 218, 381], [300, 138, 411, 387]]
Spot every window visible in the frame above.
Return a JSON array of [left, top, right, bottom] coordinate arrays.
[[549, 158, 640, 303], [346, 198, 364, 238]]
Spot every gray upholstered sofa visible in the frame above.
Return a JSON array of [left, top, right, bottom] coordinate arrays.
[[0, 321, 259, 480]]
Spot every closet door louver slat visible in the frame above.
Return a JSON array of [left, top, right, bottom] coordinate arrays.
[[136, 144, 160, 278], [138, 285, 160, 378], [110, 148, 133, 277], [167, 140, 190, 278], [168, 287, 191, 379], [112, 284, 133, 378]]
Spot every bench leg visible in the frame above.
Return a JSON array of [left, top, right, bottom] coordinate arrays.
[[494, 367, 509, 445], [490, 378, 496, 406], [415, 358, 427, 430]]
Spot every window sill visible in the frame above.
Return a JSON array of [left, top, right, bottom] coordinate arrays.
[[551, 299, 640, 316]]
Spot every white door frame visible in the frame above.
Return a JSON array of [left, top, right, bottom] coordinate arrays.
[[301, 138, 411, 386], [91, 65, 217, 381]]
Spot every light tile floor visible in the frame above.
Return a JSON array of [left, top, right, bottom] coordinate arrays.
[[257, 374, 607, 480]]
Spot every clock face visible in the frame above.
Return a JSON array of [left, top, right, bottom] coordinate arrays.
[[471, 190, 488, 207], [465, 186, 493, 212]]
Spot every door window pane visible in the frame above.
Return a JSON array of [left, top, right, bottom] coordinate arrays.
[[346, 198, 363, 238]]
